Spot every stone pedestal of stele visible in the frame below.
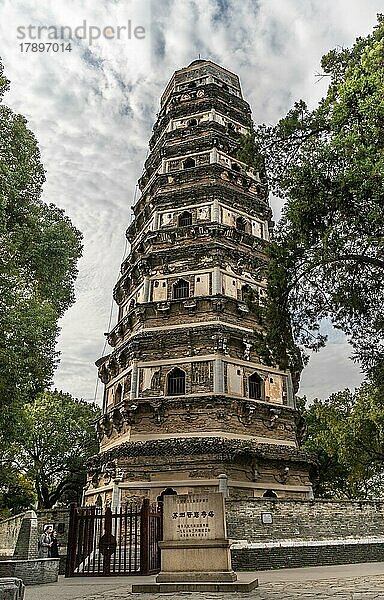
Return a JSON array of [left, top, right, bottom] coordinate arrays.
[[157, 492, 236, 583], [132, 492, 258, 593]]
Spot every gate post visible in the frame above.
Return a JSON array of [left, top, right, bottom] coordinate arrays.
[[65, 503, 77, 578], [102, 506, 113, 576], [140, 498, 150, 575]]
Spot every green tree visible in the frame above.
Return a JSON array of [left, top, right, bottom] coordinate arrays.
[[10, 390, 100, 509], [299, 384, 384, 499], [0, 58, 83, 441], [252, 16, 384, 385], [236, 131, 305, 390], [0, 467, 35, 518]]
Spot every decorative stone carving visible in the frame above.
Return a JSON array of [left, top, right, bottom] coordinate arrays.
[[101, 415, 114, 438], [122, 402, 139, 425], [192, 361, 211, 384], [243, 339, 252, 361], [238, 401, 256, 426], [216, 408, 231, 422], [118, 351, 128, 369], [183, 402, 199, 422], [102, 461, 117, 484], [98, 364, 109, 384], [212, 334, 228, 354], [263, 406, 282, 429], [211, 298, 226, 312], [96, 420, 105, 441], [274, 466, 290, 484], [150, 401, 165, 424], [157, 302, 171, 312], [183, 299, 197, 309], [112, 408, 124, 433], [151, 370, 161, 390]]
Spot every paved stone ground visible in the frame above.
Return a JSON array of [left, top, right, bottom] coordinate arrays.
[[25, 563, 384, 600]]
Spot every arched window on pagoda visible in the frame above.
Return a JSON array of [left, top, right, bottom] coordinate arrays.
[[188, 118, 198, 127], [178, 211, 192, 227], [231, 162, 241, 172], [157, 487, 177, 503], [173, 279, 190, 299], [183, 157, 196, 169], [236, 216, 247, 232], [241, 284, 252, 302], [263, 490, 278, 498], [114, 383, 122, 405], [167, 368, 186, 396], [249, 373, 263, 400]]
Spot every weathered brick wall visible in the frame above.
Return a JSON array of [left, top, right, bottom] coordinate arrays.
[[14, 512, 38, 560], [231, 542, 384, 571], [226, 498, 384, 542], [0, 514, 26, 558], [36, 509, 69, 575], [0, 509, 69, 574], [36, 508, 70, 540], [0, 559, 59, 585], [227, 498, 384, 570]]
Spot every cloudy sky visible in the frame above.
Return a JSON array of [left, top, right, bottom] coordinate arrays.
[[0, 0, 379, 404]]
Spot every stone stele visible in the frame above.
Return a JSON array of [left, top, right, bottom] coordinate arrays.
[[156, 492, 236, 583]]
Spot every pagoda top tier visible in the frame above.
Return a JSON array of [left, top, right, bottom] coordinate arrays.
[[160, 59, 243, 108]]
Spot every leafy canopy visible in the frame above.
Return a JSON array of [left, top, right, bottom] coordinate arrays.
[[252, 16, 384, 385], [10, 390, 100, 509], [299, 383, 384, 499], [0, 58, 83, 441]]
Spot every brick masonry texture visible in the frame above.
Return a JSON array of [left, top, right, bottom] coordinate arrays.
[[0, 515, 25, 558], [3, 498, 384, 574], [0, 559, 59, 586], [231, 542, 384, 571], [226, 498, 384, 570], [226, 498, 384, 542]]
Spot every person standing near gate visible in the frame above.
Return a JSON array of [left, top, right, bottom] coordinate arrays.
[[50, 530, 60, 558], [38, 525, 53, 558]]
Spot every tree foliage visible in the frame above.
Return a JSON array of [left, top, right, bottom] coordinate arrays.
[[252, 16, 384, 385], [299, 383, 384, 499], [236, 132, 304, 389], [0, 467, 35, 518], [0, 58, 83, 440], [9, 390, 100, 509]]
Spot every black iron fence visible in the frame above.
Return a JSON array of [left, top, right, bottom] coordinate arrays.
[[65, 499, 162, 577]]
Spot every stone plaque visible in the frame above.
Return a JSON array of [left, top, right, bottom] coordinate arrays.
[[163, 493, 226, 542], [261, 512, 273, 524]]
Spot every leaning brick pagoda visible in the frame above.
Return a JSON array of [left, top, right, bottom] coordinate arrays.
[[86, 60, 314, 506]]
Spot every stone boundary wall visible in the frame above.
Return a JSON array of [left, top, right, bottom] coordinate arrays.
[[3, 500, 384, 573], [0, 509, 69, 575], [226, 498, 384, 542], [226, 498, 384, 570], [0, 515, 26, 558], [0, 559, 59, 585], [231, 540, 384, 571]]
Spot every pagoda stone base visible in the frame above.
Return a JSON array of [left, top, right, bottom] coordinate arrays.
[[157, 570, 237, 582], [86, 437, 315, 505], [132, 577, 259, 593]]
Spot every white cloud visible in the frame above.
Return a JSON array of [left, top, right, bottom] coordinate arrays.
[[0, 0, 380, 403]]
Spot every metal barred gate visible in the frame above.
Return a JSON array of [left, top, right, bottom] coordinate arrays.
[[65, 499, 162, 577]]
